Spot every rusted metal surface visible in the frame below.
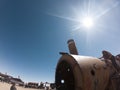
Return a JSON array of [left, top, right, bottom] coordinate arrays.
[[55, 54, 118, 90], [55, 39, 120, 90], [67, 39, 78, 55]]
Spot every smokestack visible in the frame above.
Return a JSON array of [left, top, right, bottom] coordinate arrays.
[[67, 39, 78, 55]]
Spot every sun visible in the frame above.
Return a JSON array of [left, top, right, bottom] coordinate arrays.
[[82, 17, 94, 28]]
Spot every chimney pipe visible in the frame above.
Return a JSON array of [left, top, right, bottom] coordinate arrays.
[[67, 39, 78, 55]]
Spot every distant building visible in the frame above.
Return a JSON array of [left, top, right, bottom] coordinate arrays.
[[0, 72, 13, 82], [0, 72, 24, 86], [10, 77, 24, 86]]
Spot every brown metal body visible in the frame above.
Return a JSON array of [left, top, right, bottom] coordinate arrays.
[[67, 39, 78, 55], [55, 54, 116, 90]]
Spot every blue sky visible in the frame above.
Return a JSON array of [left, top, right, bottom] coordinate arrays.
[[0, 0, 120, 83]]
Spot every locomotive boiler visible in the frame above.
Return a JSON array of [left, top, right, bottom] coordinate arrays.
[[55, 39, 120, 90]]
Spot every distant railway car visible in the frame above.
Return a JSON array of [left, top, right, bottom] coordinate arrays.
[[25, 82, 39, 88]]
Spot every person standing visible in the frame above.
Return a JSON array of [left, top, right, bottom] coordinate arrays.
[[10, 83, 17, 90]]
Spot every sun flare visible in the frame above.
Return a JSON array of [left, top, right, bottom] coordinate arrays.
[[82, 17, 94, 28]]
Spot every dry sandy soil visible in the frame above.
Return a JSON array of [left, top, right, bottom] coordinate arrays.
[[0, 82, 45, 90]]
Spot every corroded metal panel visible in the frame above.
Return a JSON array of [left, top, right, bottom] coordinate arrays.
[[55, 54, 116, 90]]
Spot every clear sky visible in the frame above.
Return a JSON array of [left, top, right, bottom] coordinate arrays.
[[0, 0, 120, 83]]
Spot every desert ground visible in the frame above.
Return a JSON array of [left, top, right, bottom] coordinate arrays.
[[0, 82, 55, 90]]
